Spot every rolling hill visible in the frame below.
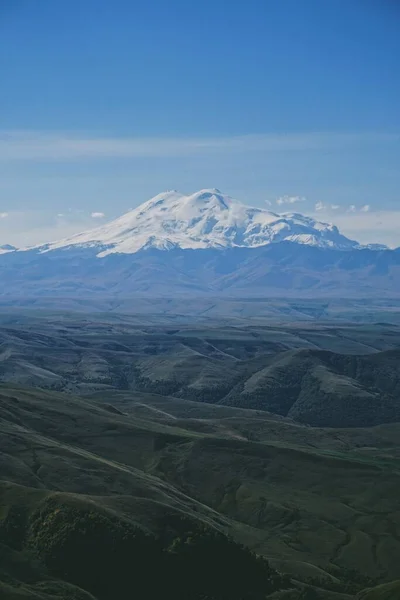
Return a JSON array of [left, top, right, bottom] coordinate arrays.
[[221, 348, 400, 427], [0, 316, 400, 427], [0, 314, 399, 598], [0, 382, 400, 599]]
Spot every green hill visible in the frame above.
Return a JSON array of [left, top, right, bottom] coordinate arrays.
[[222, 348, 400, 427], [0, 383, 399, 598], [0, 316, 400, 428], [356, 581, 400, 600]]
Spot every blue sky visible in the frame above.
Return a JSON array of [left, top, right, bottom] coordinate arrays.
[[0, 0, 399, 246]]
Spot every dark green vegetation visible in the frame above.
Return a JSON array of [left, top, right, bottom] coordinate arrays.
[[0, 311, 399, 598], [0, 383, 399, 598], [1, 490, 284, 600], [355, 581, 400, 599], [222, 348, 400, 426]]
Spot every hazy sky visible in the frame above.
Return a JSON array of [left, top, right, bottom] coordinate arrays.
[[0, 0, 399, 247]]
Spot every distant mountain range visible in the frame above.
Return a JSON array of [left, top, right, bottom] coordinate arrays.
[[0, 189, 398, 298]]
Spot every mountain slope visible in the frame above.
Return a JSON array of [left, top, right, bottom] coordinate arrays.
[[0, 245, 17, 255], [0, 317, 400, 596], [1, 382, 400, 596], [0, 318, 399, 428], [221, 348, 400, 426], [29, 189, 364, 256]]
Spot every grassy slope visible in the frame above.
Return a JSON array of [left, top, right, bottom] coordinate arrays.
[[1, 317, 400, 428], [356, 581, 400, 600], [221, 348, 400, 426], [0, 384, 399, 597]]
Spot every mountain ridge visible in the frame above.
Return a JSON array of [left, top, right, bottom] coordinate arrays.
[[0, 241, 399, 298]]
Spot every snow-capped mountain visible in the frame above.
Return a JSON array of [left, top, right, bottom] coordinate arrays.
[[0, 189, 397, 299], [31, 189, 368, 257]]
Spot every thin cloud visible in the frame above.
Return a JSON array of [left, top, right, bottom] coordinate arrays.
[[0, 131, 397, 162], [276, 195, 305, 206], [91, 212, 105, 219], [309, 208, 400, 248], [318, 203, 371, 214], [0, 212, 8, 218], [0, 210, 104, 247], [315, 202, 341, 211]]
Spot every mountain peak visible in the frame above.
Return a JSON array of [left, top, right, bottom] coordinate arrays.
[[0, 244, 17, 255], [192, 187, 223, 197], [29, 189, 368, 257]]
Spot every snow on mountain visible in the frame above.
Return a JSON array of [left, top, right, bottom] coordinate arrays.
[[0, 244, 17, 255], [31, 189, 369, 257]]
